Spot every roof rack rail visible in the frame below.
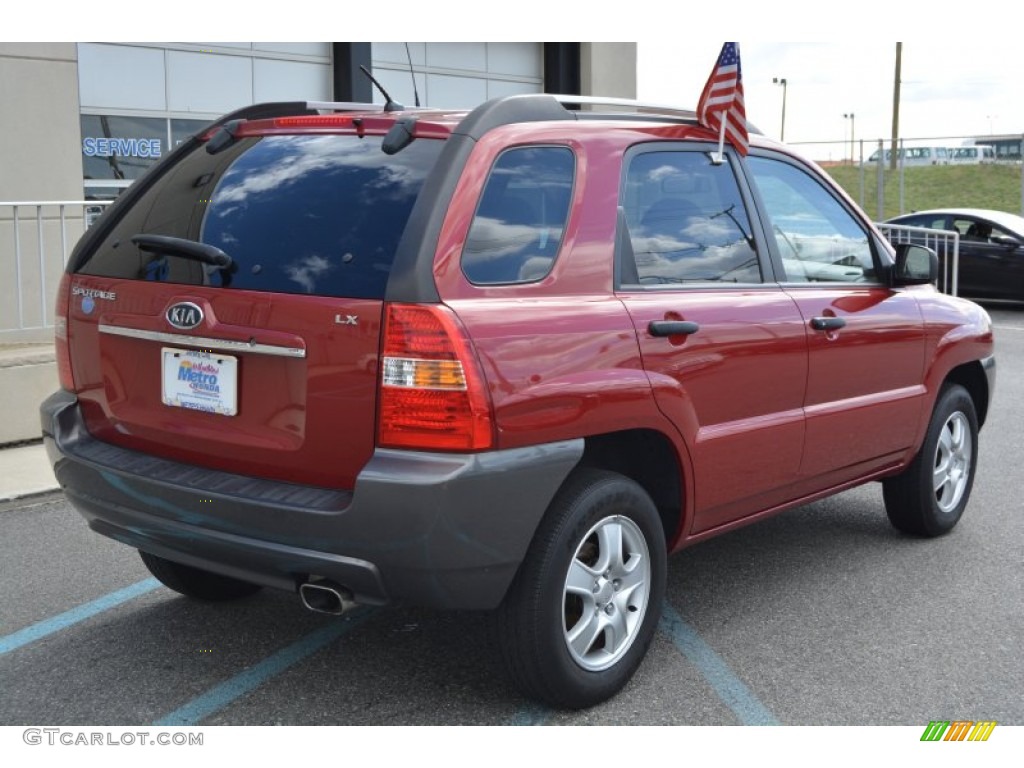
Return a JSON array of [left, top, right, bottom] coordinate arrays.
[[545, 94, 697, 119], [452, 93, 703, 143], [306, 100, 432, 114], [307, 100, 385, 113], [544, 94, 761, 134]]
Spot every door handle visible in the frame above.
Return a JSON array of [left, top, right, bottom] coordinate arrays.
[[648, 320, 700, 337], [810, 316, 846, 331]]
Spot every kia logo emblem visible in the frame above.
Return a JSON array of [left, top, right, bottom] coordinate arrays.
[[166, 302, 204, 330]]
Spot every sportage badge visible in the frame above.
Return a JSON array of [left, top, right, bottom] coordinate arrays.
[[166, 302, 204, 330]]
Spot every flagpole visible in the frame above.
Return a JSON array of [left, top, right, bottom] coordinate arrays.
[[697, 42, 748, 160], [712, 110, 727, 164]]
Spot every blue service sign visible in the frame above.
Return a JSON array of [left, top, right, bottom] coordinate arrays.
[[83, 137, 162, 159]]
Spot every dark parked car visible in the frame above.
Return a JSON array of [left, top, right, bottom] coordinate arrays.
[[885, 208, 1024, 301], [43, 94, 995, 709]]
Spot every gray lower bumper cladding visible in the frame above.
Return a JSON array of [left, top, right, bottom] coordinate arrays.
[[40, 391, 583, 610]]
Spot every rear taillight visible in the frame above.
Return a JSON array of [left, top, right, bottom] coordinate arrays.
[[378, 304, 493, 452], [54, 273, 75, 391]]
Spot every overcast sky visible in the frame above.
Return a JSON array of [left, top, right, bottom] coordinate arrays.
[[638, 41, 1020, 160]]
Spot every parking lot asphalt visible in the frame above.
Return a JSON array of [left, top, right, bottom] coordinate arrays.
[[2, 307, 1022, 727]]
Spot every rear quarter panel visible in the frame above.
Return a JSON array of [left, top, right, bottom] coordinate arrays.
[[432, 123, 698, 523]]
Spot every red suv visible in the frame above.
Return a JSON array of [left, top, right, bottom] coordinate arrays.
[[42, 95, 995, 708]]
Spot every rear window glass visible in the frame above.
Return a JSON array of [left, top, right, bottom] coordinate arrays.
[[75, 134, 443, 299], [462, 146, 575, 284]]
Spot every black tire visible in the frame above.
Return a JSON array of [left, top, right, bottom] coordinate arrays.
[[496, 468, 667, 709], [139, 550, 262, 601], [883, 384, 979, 537]]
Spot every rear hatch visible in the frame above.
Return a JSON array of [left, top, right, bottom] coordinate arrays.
[[65, 118, 444, 489]]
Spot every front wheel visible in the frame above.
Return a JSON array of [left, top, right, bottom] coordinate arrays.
[[883, 384, 979, 537], [496, 469, 667, 709]]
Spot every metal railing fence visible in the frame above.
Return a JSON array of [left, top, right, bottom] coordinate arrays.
[[877, 222, 960, 296], [1, 201, 110, 341]]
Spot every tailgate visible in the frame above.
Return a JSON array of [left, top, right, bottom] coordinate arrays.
[[65, 130, 443, 489]]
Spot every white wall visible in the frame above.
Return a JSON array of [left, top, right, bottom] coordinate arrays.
[[78, 42, 333, 117], [0, 44, 85, 346], [582, 43, 637, 99], [0, 43, 83, 201], [371, 42, 543, 108]]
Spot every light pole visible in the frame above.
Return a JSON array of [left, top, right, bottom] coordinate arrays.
[[844, 113, 855, 164], [773, 77, 788, 141]]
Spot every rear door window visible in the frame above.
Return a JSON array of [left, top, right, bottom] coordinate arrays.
[[75, 134, 443, 299]]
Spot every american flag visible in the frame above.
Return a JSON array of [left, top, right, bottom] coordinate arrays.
[[696, 42, 749, 156]]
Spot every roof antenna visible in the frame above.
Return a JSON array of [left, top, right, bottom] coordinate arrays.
[[404, 43, 421, 108], [359, 65, 404, 112]]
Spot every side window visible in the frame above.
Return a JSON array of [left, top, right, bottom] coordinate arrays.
[[899, 215, 947, 231], [954, 217, 1007, 242], [747, 156, 877, 283], [621, 151, 760, 284], [462, 146, 574, 285], [951, 218, 983, 239]]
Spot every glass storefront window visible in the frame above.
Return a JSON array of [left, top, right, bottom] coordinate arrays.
[[171, 118, 210, 149], [82, 116, 215, 199], [81, 114, 167, 182], [84, 182, 130, 202]]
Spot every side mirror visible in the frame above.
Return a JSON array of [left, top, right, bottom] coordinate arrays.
[[991, 234, 1020, 248], [892, 243, 938, 286]]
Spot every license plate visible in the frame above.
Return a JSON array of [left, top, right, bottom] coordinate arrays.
[[161, 347, 238, 416]]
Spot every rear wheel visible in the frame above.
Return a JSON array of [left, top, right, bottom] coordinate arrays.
[[496, 469, 666, 709], [139, 551, 262, 601], [883, 384, 979, 537]]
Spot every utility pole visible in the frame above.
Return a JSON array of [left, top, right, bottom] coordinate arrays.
[[844, 113, 856, 165], [773, 77, 788, 141], [890, 43, 902, 172]]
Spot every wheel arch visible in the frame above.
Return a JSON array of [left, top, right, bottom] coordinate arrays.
[[944, 359, 991, 428], [577, 428, 686, 549]]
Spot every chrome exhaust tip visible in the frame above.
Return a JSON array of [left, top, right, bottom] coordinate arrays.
[[299, 581, 354, 616]]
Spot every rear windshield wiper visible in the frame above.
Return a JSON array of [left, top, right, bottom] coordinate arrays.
[[131, 234, 233, 269]]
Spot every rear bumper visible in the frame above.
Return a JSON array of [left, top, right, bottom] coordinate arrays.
[[41, 391, 583, 610]]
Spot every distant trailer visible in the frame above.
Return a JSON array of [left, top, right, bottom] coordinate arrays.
[[948, 145, 996, 164], [864, 146, 950, 167]]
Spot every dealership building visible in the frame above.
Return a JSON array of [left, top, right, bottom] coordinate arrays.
[[1, 42, 636, 203]]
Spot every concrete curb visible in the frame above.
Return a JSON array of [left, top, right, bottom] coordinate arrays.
[[0, 343, 55, 368], [0, 343, 56, 446], [0, 443, 59, 502]]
